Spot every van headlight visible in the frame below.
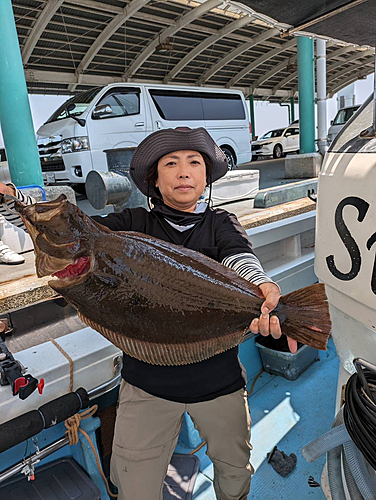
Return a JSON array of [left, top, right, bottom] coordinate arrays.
[[61, 137, 90, 154]]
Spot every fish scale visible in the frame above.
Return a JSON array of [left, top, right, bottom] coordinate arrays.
[[15, 195, 332, 365]]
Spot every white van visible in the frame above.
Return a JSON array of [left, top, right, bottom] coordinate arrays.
[[327, 105, 360, 145], [36, 84, 252, 188]]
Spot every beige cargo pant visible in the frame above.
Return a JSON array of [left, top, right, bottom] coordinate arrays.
[[110, 381, 253, 500]]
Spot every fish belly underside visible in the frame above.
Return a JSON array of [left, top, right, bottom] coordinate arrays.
[[59, 275, 259, 365]]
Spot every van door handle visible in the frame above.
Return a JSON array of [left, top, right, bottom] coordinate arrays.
[[156, 121, 162, 129], [135, 122, 144, 127]]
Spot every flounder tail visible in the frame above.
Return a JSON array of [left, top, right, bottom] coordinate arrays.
[[279, 283, 332, 350]]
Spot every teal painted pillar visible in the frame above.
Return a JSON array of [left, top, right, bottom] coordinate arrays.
[[249, 95, 256, 139], [0, 0, 43, 186], [290, 97, 295, 123], [297, 36, 315, 153]]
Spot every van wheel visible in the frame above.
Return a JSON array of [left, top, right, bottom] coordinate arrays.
[[273, 144, 283, 159], [221, 147, 236, 170], [73, 184, 86, 196]]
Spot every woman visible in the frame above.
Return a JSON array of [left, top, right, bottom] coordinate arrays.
[[0, 127, 297, 500]]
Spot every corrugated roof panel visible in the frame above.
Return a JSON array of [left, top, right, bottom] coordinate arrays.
[[11, 0, 374, 98], [141, 2, 186, 19], [59, 4, 112, 22], [94, 0, 127, 7]]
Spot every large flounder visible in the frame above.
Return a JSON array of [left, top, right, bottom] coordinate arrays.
[[16, 195, 331, 365]]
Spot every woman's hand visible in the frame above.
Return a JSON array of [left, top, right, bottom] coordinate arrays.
[[249, 282, 298, 354], [0, 182, 16, 197]]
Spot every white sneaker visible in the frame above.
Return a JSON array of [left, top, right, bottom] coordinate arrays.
[[0, 242, 25, 264]]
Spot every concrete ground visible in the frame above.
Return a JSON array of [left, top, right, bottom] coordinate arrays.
[[0, 158, 309, 284], [241, 157, 305, 190]]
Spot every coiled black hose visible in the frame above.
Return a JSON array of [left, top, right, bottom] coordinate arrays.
[[343, 368, 376, 470]]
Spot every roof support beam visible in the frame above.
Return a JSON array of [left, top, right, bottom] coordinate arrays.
[[250, 55, 297, 91], [70, 0, 150, 91], [22, 0, 64, 64], [163, 15, 253, 84], [328, 68, 373, 96], [324, 49, 374, 74], [24, 69, 298, 99], [226, 38, 297, 88], [65, 0, 123, 14], [272, 45, 357, 95], [291, 50, 375, 94], [197, 27, 279, 85], [326, 61, 374, 88], [125, 0, 222, 79]]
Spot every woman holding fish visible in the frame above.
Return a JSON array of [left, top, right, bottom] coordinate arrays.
[[0, 127, 330, 500]]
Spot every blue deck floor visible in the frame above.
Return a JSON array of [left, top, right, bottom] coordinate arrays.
[[192, 338, 339, 500]]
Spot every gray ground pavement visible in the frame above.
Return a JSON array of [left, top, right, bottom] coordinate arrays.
[[1, 158, 306, 283]]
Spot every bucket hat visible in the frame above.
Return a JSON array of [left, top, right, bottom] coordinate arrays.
[[129, 127, 228, 198]]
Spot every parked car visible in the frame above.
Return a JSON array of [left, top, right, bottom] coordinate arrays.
[[36, 84, 252, 188], [327, 105, 360, 145], [251, 125, 299, 159]]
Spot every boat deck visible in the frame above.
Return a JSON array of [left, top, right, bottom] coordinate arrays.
[[192, 338, 339, 500]]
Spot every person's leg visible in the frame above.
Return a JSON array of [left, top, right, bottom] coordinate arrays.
[[188, 388, 253, 500], [110, 381, 185, 500]]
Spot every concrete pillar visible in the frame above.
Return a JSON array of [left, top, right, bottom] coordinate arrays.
[[316, 38, 327, 155], [249, 95, 256, 139], [290, 97, 295, 123], [0, 0, 43, 187], [297, 36, 315, 153]]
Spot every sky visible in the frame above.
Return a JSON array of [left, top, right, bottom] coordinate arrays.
[[0, 74, 373, 148]]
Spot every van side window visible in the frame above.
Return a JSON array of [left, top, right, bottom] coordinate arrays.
[[93, 89, 140, 119], [150, 91, 203, 120], [149, 90, 245, 121], [202, 94, 245, 120]]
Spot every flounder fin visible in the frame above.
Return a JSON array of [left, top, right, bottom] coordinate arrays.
[[279, 283, 332, 350], [77, 311, 246, 366]]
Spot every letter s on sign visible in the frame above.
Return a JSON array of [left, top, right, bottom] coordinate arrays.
[[326, 196, 370, 281]]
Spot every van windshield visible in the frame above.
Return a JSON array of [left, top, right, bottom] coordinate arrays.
[[45, 87, 102, 123], [333, 106, 360, 125], [329, 94, 376, 154], [261, 129, 284, 139]]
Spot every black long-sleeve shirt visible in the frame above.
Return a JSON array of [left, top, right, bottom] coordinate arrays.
[[95, 206, 255, 402], [1, 188, 275, 402]]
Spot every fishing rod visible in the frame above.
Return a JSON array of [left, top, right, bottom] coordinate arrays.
[[0, 373, 121, 483]]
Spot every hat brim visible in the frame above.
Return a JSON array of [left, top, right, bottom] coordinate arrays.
[[129, 127, 228, 198]]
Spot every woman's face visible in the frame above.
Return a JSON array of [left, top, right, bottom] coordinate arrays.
[[155, 150, 207, 212]]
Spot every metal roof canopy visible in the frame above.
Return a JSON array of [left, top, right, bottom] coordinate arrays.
[[12, 0, 375, 101]]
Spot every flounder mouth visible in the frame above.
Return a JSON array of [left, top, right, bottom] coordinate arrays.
[[51, 255, 91, 283]]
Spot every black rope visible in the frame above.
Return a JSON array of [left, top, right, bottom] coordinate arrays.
[[343, 369, 376, 470], [207, 173, 213, 208]]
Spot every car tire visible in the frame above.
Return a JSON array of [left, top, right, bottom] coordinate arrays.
[[221, 147, 236, 170], [273, 144, 283, 159], [73, 184, 86, 196]]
